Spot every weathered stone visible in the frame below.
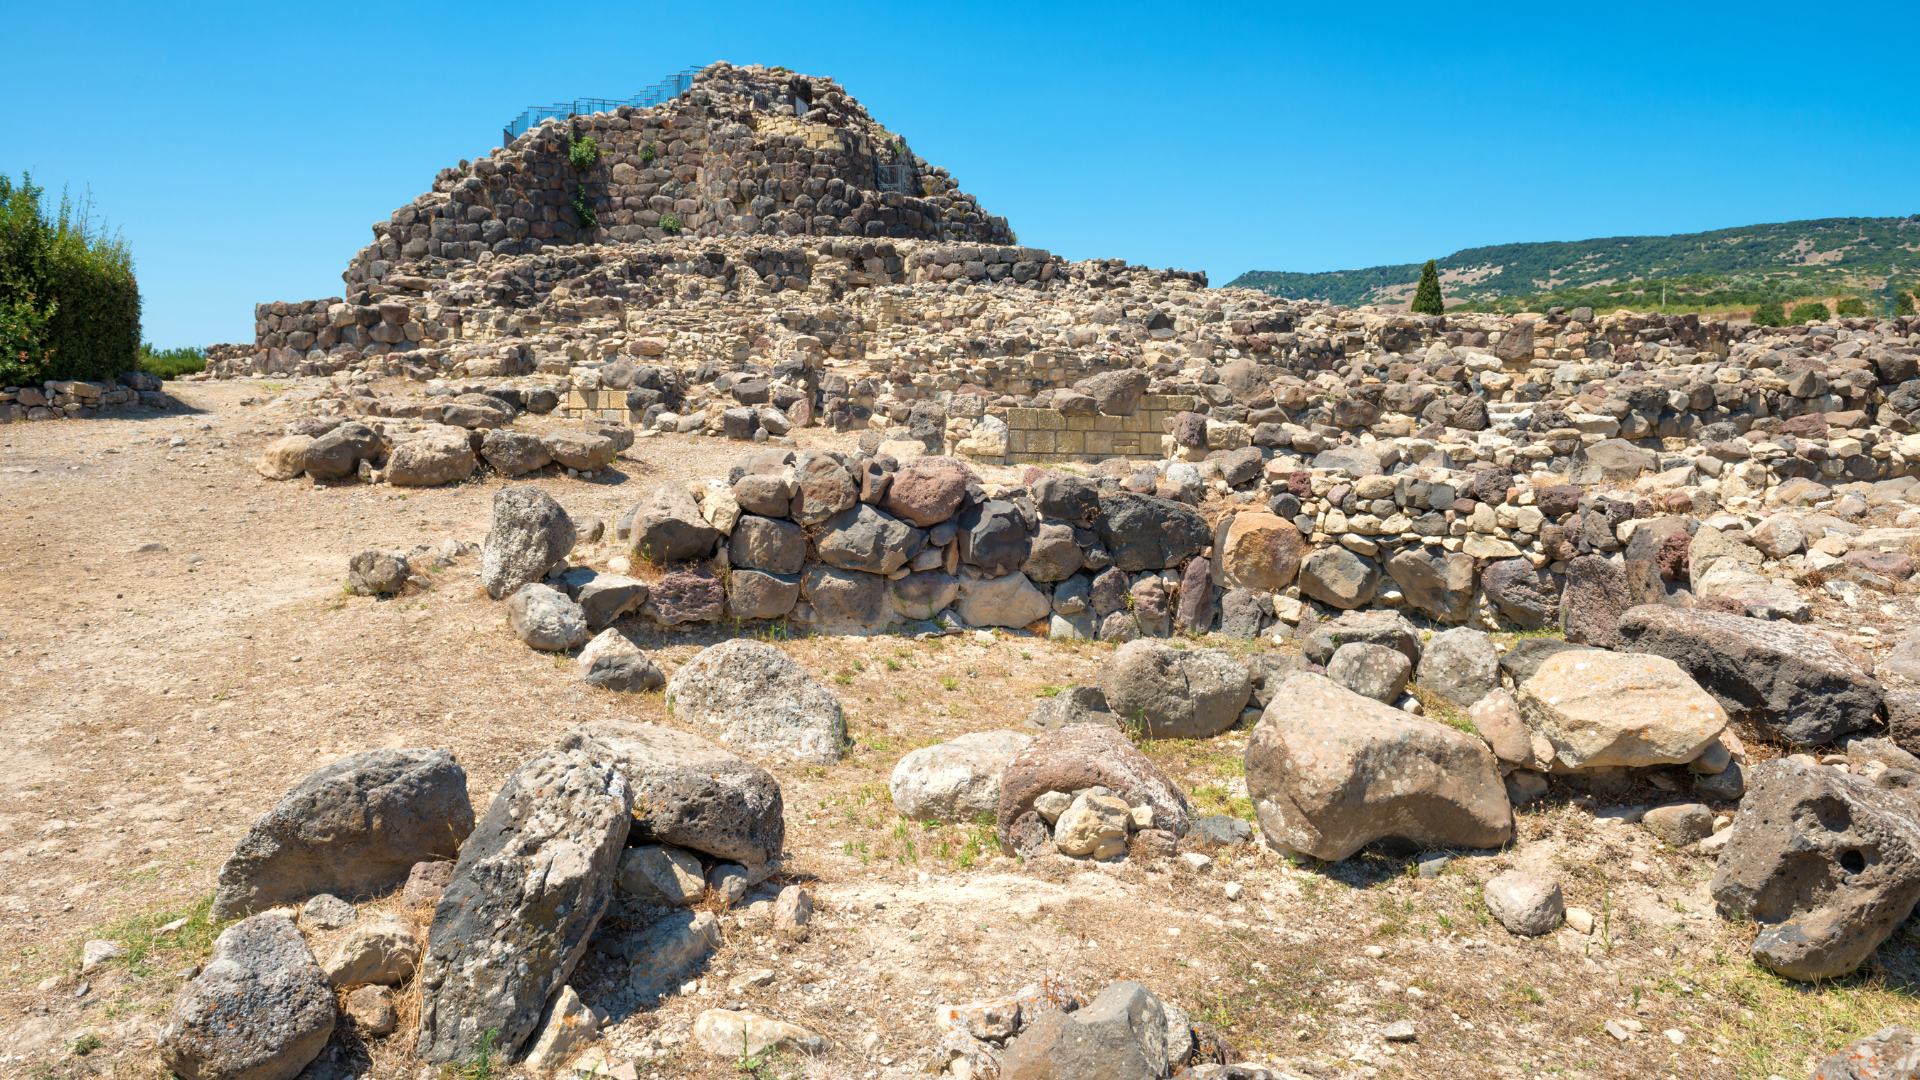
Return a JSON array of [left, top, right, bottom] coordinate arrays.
[[998, 724, 1192, 844], [957, 570, 1051, 628], [959, 499, 1034, 576], [999, 981, 1169, 1080], [891, 730, 1034, 823], [1326, 642, 1411, 703], [664, 640, 846, 764], [816, 503, 925, 574], [617, 844, 707, 906], [480, 485, 576, 599], [1483, 870, 1564, 936], [507, 582, 590, 650], [1811, 1027, 1920, 1080], [1028, 686, 1115, 731], [728, 514, 806, 574], [642, 567, 726, 625], [792, 453, 859, 525], [1297, 546, 1379, 609], [1516, 649, 1726, 770], [1560, 554, 1630, 648], [692, 1009, 826, 1059], [257, 435, 313, 480], [1248, 674, 1512, 860], [416, 750, 631, 1063], [1215, 511, 1308, 593], [1386, 546, 1476, 623], [159, 913, 336, 1080], [726, 568, 801, 621], [801, 564, 890, 628], [577, 628, 664, 691], [1712, 758, 1920, 982], [889, 569, 960, 621], [1417, 627, 1500, 709], [324, 914, 418, 987], [880, 456, 971, 526], [560, 720, 783, 868], [1482, 558, 1558, 630], [543, 429, 618, 471], [1099, 640, 1252, 739], [385, 427, 476, 487], [211, 749, 472, 921], [1642, 802, 1715, 847], [630, 484, 720, 564], [1097, 491, 1208, 572], [480, 428, 552, 476], [347, 549, 410, 596], [1618, 605, 1884, 747], [1302, 610, 1420, 667]]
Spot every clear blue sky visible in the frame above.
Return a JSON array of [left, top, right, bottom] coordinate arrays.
[[6, 0, 1915, 348]]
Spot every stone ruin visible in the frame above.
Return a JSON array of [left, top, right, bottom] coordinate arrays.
[[141, 59, 1920, 1080]]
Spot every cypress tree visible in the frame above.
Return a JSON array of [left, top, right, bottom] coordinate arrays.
[[1410, 259, 1444, 315]]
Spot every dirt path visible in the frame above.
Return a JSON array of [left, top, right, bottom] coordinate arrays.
[[2, 382, 1915, 1080]]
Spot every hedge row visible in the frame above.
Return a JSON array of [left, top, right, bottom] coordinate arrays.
[[0, 172, 140, 386]]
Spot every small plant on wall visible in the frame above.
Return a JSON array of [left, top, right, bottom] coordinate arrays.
[[570, 186, 597, 229], [568, 134, 600, 171], [640, 141, 657, 165], [659, 212, 681, 235]]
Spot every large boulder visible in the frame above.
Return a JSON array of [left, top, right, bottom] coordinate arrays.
[[507, 582, 590, 651], [480, 428, 552, 476], [1559, 554, 1629, 648], [211, 749, 472, 921], [1096, 491, 1208, 572], [1214, 511, 1308, 593], [416, 750, 632, 1063], [1302, 610, 1420, 667], [1098, 640, 1252, 739], [303, 421, 383, 480], [999, 981, 1169, 1080], [1326, 642, 1411, 703], [1417, 627, 1501, 709], [1247, 673, 1512, 861], [385, 426, 476, 487], [959, 499, 1034, 576], [890, 730, 1034, 823], [1618, 605, 1885, 747], [792, 453, 859, 526], [957, 571, 1052, 628], [1297, 546, 1380, 609], [630, 485, 720, 565], [728, 515, 806, 575], [997, 725, 1193, 844], [800, 565, 890, 629], [1075, 369, 1149, 416], [159, 913, 336, 1080], [1711, 758, 1920, 982], [642, 567, 726, 626], [1515, 649, 1726, 770], [816, 504, 925, 574], [480, 486, 576, 600], [1481, 558, 1558, 630], [665, 640, 846, 764], [880, 456, 971, 526], [1385, 546, 1476, 623], [889, 570, 960, 621], [726, 569, 801, 621], [560, 720, 784, 869]]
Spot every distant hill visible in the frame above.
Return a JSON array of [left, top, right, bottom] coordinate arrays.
[[1226, 215, 1920, 315]]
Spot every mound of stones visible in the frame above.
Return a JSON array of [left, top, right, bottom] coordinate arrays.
[[933, 980, 1253, 1080], [158, 718, 797, 1077], [1, 370, 171, 423], [257, 401, 631, 487]]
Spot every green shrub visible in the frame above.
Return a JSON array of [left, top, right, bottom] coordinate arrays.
[[570, 187, 597, 229], [1898, 288, 1916, 317], [639, 141, 656, 165], [567, 134, 599, 171], [138, 343, 205, 378], [1751, 301, 1786, 326], [659, 212, 681, 235], [1789, 300, 1831, 323], [1834, 296, 1869, 317], [0, 172, 139, 386], [1410, 259, 1445, 315]]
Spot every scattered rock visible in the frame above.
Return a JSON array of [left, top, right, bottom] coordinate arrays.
[[1098, 640, 1253, 739], [159, 913, 336, 1080], [1483, 870, 1565, 935], [664, 640, 847, 764], [891, 730, 1034, 823]]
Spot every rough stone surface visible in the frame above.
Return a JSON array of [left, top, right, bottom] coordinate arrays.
[[1711, 758, 1920, 982], [1483, 870, 1565, 936], [1098, 640, 1253, 739], [1560, 554, 1630, 648], [998, 724, 1193, 844], [560, 720, 784, 868], [507, 582, 590, 651], [891, 730, 1034, 823], [1326, 642, 1412, 703], [480, 486, 576, 600], [211, 749, 472, 921], [577, 628, 664, 691], [160, 913, 336, 1080], [999, 981, 1170, 1080], [1812, 1027, 1920, 1080], [1417, 627, 1501, 709], [1618, 604, 1885, 747], [665, 639, 846, 764], [416, 749, 632, 1063], [1516, 649, 1727, 770], [1248, 673, 1512, 861], [630, 484, 720, 564]]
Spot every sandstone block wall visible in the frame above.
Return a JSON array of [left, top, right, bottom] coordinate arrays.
[[1003, 394, 1197, 462]]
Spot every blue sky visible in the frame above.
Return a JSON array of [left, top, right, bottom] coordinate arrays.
[[6, 1, 1915, 348]]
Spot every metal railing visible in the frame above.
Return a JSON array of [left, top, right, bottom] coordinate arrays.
[[501, 68, 701, 144]]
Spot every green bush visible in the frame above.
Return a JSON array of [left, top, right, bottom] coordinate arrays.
[[1898, 288, 1916, 317], [567, 135, 599, 171], [639, 141, 656, 165], [570, 187, 597, 229], [1751, 301, 1786, 326], [1410, 259, 1444, 315], [138, 343, 204, 378], [659, 212, 682, 235], [1789, 300, 1831, 323], [0, 172, 140, 386], [1834, 296, 1869, 317]]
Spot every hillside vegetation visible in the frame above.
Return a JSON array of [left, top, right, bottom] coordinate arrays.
[[1227, 214, 1920, 316]]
